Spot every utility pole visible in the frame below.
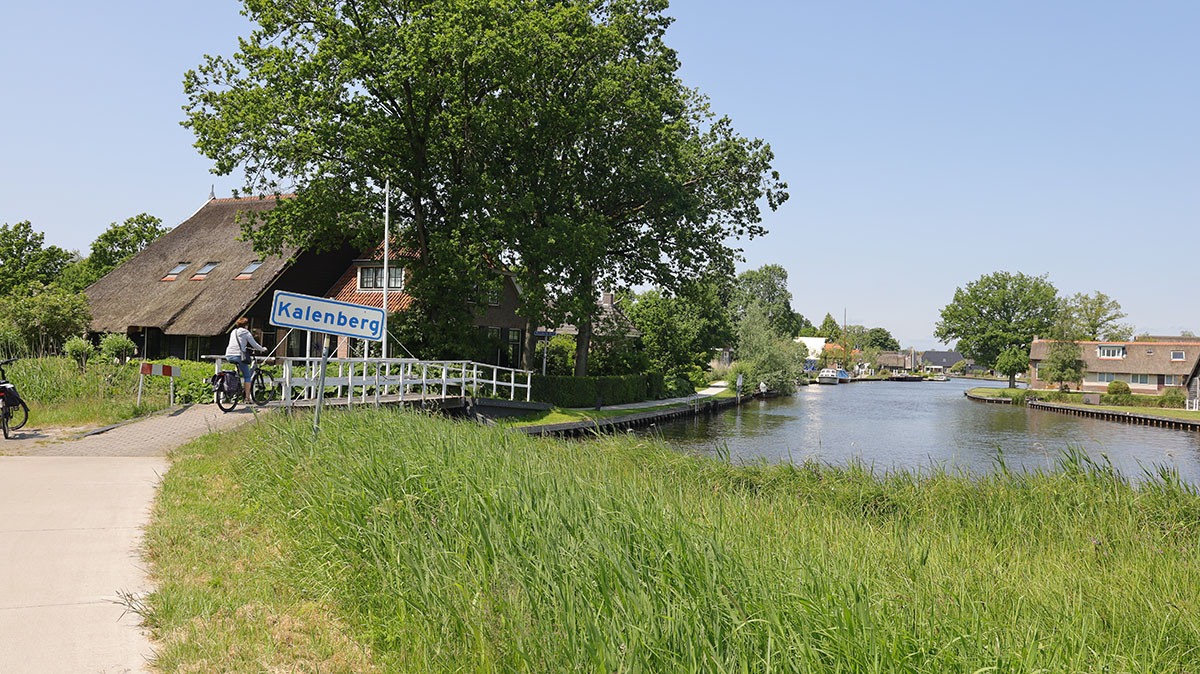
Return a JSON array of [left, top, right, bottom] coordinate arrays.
[[382, 178, 389, 360]]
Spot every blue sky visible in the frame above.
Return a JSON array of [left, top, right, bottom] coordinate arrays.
[[2, 1, 1196, 348]]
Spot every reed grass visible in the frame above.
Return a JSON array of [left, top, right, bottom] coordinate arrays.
[[5, 357, 213, 427], [145, 409, 1200, 672]]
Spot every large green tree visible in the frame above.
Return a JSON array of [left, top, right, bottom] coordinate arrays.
[[864, 327, 900, 351], [1063, 291, 1133, 342], [0, 222, 71, 297], [817, 313, 841, 342], [627, 274, 732, 381], [1041, 340, 1085, 391], [935, 271, 1059, 388], [184, 0, 784, 369], [730, 265, 800, 339]]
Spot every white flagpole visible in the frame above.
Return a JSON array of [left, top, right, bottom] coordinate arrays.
[[382, 178, 389, 361]]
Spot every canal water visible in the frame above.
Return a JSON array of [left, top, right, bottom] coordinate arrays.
[[649, 378, 1200, 482]]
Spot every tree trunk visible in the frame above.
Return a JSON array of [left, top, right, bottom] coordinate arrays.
[[1008, 372, 1017, 388], [522, 317, 539, 372], [574, 318, 592, 377]]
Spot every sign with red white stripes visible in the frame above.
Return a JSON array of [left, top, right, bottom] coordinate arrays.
[[140, 362, 181, 378]]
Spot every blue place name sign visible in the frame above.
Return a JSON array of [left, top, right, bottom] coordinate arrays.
[[269, 291, 385, 341]]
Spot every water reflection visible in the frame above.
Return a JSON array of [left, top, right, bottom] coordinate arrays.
[[647, 379, 1200, 482]]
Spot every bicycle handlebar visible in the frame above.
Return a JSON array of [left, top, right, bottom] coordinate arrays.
[[0, 358, 16, 366]]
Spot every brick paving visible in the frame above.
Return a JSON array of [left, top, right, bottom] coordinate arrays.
[[4, 404, 264, 457]]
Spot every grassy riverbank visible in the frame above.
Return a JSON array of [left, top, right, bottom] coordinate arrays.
[[502, 387, 736, 427], [144, 409, 1200, 672], [967, 387, 1200, 422]]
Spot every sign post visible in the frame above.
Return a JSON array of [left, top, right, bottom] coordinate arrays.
[[269, 291, 385, 436], [136, 362, 181, 407], [736, 373, 744, 405]]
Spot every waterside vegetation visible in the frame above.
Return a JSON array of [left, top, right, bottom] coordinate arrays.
[[143, 409, 1200, 672]]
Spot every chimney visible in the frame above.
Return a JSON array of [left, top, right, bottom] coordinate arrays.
[[601, 291, 614, 308]]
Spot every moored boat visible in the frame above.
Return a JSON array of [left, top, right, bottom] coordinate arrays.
[[817, 368, 840, 385], [837, 368, 851, 384]]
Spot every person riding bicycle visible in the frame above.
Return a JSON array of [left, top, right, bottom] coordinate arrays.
[[225, 317, 266, 401]]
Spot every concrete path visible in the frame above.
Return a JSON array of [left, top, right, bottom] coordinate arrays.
[[0, 404, 261, 674], [572, 383, 728, 411]]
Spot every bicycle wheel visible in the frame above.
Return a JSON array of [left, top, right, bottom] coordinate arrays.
[[250, 371, 276, 405], [216, 389, 238, 412], [9, 401, 28, 431], [1, 402, 8, 440]]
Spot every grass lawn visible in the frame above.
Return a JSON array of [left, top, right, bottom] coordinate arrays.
[[501, 387, 736, 427], [143, 409, 1200, 672], [967, 388, 1200, 422]]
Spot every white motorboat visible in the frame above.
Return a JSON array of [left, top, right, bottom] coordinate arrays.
[[817, 368, 840, 385]]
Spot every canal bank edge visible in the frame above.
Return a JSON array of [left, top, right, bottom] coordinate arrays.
[[964, 389, 1200, 431], [514, 393, 751, 438]]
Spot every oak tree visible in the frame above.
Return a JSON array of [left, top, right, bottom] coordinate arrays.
[[935, 271, 1059, 388]]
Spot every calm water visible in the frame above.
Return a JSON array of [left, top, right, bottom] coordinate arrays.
[[648, 378, 1200, 482]]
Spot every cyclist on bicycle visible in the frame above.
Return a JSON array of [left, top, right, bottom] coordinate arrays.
[[225, 317, 266, 402]]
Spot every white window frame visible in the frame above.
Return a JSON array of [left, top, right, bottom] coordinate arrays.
[[238, 260, 264, 276], [166, 262, 189, 276], [357, 266, 404, 291], [195, 261, 220, 275], [1171, 350, 1185, 361], [1097, 345, 1125, 359], [1130, 374, 1150, 385], [1095, 372, 1116, 383], [1165, 375, 1181, 386]]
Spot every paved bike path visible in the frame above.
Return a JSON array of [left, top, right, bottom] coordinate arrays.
[[0, 404, 261, 674]]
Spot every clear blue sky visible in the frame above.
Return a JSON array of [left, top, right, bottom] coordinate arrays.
[[3, 1, 1196, 348]]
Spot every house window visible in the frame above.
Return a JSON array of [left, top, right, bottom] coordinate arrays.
[[161, 262, 190, 281], [357, 266, 403, 290], [1130, 374, 1150, 385], [1171, 350, 1185, 361], [1095, 372, 1116, 382], [190, 262, 220, 280], [235, 260, 264, 280], [1165, 375, 1181, 386], [1097, 345, 1125, 359]]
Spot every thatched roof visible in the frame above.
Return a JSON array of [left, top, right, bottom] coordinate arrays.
[[1029, 339, 1199, 376], [85, 196, 298, 337]]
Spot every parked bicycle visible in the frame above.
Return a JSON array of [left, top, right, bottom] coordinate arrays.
[[212, 354, 277, 412], [0, 358, 30, 439]]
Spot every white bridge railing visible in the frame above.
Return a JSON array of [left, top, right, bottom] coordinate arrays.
[[1188, 398, 1199, 412], [205, 356, 533, 405]]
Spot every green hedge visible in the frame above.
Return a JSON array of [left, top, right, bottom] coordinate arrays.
[[532, 374, 653, 408]]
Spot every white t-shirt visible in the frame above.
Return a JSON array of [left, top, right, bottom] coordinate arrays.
[[225, 327, 264, 359]]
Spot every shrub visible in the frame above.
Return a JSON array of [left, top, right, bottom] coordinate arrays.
[[1107, 380, 1131, 395], [646, 371, 665, 400], [663, 376, 694, 398], [531, 374, 649, 408], [63, 336, 95, 370], [1159, 387, 1186, 409], [100, 333, 137, 364]]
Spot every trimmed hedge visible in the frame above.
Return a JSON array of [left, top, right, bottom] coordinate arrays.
[[532, 374, 655, 408]]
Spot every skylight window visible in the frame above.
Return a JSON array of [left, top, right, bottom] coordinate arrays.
[[161, 262, 190, 281], [190, 262, 220, 280], [235, 260, 264, 280]]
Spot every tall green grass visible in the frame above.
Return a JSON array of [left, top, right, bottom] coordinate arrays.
[[7, 357, 214, 427], [146, 410, 1200, 672]]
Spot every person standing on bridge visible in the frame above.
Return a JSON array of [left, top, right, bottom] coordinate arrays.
[[226, 317, 266, 401]]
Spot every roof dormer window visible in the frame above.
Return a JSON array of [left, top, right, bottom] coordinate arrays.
[[234, 260, 263, 280], [1172, 350, 1186, 361], [190, 262, 220, 280], [1097, 345, 1125, 359], [161, 262, 190, 281]]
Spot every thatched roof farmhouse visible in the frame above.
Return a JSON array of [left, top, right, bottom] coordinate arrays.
[[85, 196, 358, 359]]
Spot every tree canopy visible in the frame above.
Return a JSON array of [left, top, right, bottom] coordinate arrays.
[[730, 265, 800, 339], [0, 221, 71, 297], [935, 271, 1059, 387], [1063, 291, 1133, 342], [184, 0, 785, 370], [864, 327, 900, 351]]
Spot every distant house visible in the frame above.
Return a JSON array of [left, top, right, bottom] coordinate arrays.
[[794, 336, 826, 368], [876, 350, 920, 373], [324, 242, 527, 366], [921, 350, 964, 374], [85, 196, 359, 360], [1188, 356, 1200, 409], [1028, 339, 1200, 394]]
